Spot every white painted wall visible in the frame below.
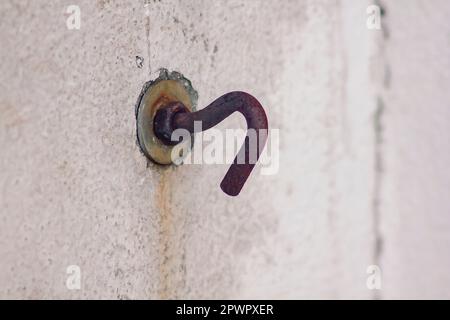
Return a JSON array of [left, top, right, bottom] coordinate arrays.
[[0, 0, 449, 299], [379, 0, 450, 299]]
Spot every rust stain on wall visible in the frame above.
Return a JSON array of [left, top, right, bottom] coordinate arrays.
[[155, 169, 173, 298], [154, 167, 186, 299], [155, 166, 186, 299]]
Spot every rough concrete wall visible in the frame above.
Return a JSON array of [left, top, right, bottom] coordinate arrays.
[[0, 0, 158, 299], [0, 0, 448, 299]]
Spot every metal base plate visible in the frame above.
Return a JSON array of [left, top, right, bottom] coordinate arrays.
[[136, 69, 197, 165]]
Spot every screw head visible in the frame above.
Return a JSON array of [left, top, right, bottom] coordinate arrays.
[[153, 101, 190, 146]]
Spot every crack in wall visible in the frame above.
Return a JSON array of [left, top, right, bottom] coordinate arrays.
[[141, 2, 176, 298], [372, 0, 388, 300], [144, 0, 152, 75], [372, 96, 384, 300], [142, 5, 174, 291]]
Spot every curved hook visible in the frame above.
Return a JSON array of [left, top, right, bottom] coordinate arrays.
[[154, 91, 268, 196]]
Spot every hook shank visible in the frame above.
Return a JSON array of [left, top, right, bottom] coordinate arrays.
[[154, 91, 268, 196]]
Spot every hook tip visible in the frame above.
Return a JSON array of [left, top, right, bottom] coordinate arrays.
[[220, 180, 241, 197]]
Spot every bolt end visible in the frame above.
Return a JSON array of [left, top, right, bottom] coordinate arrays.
[[153, 101, 190, 146]]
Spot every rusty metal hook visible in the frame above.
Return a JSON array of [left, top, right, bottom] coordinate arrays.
[[153, 91, 268, 196]]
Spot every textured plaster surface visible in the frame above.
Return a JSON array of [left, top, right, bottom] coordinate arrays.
[[0, 0, 448, 299], [379, 0, 450, 299]]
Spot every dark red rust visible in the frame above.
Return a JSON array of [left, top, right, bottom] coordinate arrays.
[[153, 101, 190, 145], [153, 91, 268, 196]]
